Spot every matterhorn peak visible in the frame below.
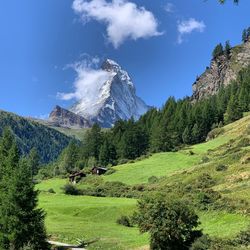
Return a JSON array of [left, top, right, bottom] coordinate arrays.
[[51, 59, 151, 128], [101, 58, 122, 73]]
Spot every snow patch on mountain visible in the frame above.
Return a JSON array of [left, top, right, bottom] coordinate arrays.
[[58, 58, 150, 127]]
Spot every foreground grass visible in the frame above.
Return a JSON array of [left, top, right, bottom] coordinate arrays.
[[38, 191, 250, 249], [39, 193, 148, 249]]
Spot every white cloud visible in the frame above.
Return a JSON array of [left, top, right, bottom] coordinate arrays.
[[72, 0, 162, 48], [177, 18, 205, 44], [57, 58, 112, 104], [35, 114, 49, 120], [164, 2, 174, 13]]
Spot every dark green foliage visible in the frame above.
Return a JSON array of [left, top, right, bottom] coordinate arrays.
[[195, 174, 215, 189], [224, 40, 231, 58], [28, 148, 41, 176], [148, 176, 159, 184], [60, 141, 80, 174], [135, 196, 202, 250], [242, 27, 250, 42], [182, 126, 192, 144], [215, 164, 228, 171], [233, 227, 250, 246], [0, 128, 49, 250], [116, 216, 132, 227], [212, 43, 224, 58], [0, 110, 71, 163], [225, 95, 243, 123], [48, 188, 55, 194], [62, 184, 81, 195], [191, 235, 211, 250]]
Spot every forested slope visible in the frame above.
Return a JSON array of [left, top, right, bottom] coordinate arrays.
[[0, 110, 71, 163]]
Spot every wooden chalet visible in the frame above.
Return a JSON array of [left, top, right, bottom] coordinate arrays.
[[69, 171, 86, 184], [91, 166, 107, 175]]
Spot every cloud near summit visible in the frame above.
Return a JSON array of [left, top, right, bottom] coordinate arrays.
[[72, 0, 162, 48], [57, 58, 112, 105]]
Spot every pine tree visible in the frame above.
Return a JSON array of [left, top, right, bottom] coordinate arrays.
[[224, 40, 231, 58], [0, 128, 49, 249], [182, 127, 192, 144], [242, 29, 247, 43], [247, 27, 250, 41], [84, 124, 103, 160], [191, 124, 201, 144], [99, 135, 117, 166], [225, 96, 243, 123], [212, 43, 223, 58], [28, 148, 40, 176]]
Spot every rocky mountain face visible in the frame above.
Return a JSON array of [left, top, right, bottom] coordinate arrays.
[[70, 59, 150, 127], [192, 39, 250, 100], [50, 59, 150, 128], [48, 106, 90, 129]]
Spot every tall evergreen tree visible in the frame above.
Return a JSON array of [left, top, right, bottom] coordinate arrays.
[[0, 128, 49, 249], [28, 148, 40, 176], [224, 40, 231, 58], [225, 95, 243, 123], [242, 29, 247, 43], [212, 43, 223, 58], [61, 140, 79, 173]]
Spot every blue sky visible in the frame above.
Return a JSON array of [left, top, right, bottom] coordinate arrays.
[[0, 0, 249, 118]]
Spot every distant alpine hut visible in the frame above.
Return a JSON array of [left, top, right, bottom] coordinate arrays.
[[91, 167, 107, 175], [69, 171, 86, 184]]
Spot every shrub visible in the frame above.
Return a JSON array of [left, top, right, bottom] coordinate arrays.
[[195, 174, 215, 189], [237, 137, 250, 147], [200, 156, 209, 163], [62, 184, 81, 195], [206, 128, 224, 141], [47, 188, 55, 194], [189, 150, 195, 155], [135, 195, 202, 250], [233, 227, 250, 246], [215, 164, 228, 171], [148, 176, 159, 184], [191, 235, 211, 250], [195, 189, 221, 210], [116, 215, 132, 227]]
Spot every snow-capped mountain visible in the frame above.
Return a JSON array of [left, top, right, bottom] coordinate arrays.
[[69, 59, 151, 127]]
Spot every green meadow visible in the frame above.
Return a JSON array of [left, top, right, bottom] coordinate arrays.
[[38, 115, 250, 249]]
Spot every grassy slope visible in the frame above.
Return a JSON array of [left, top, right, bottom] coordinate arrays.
[[38, 115, 250, 249], [105, 115, 248, 185], [39, 193, 148, 249]]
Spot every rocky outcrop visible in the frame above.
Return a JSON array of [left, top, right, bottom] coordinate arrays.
[[49, 105, 90, 129], [192, 40, 250, 100]]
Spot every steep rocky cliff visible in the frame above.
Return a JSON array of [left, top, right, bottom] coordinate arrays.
[[192, 39, 250, 100], [49, 105, 90, 128]]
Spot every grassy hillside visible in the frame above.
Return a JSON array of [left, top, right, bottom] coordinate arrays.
[[104, 114, 246, 185], [37, 115, 250, 249], [0, 110, 71, 163]]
